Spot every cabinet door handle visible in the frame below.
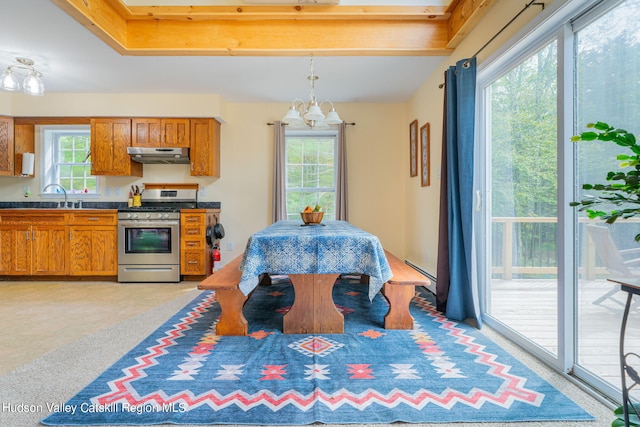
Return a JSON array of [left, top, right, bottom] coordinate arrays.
[[26, 230, 30, 241], [188, 261, 198, 264], [87, 218, 100, 221]]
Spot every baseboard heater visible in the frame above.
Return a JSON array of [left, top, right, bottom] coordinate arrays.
[[404, 260, 437, 288]]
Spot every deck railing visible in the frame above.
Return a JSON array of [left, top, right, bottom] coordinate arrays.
[[491, 217, 640, 280]]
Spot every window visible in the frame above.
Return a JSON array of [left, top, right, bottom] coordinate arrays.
[[285, 130, 337, 220], [40, 125, 97, 195]]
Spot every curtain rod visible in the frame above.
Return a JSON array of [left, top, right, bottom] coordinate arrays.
[[438, 0, 545, 89], [267, 122, 356, 126]]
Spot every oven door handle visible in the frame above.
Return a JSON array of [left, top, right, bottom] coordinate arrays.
[[118, 220, 180, 227]]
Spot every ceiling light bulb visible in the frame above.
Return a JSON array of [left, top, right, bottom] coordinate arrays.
[[324, 109, 342, 125], [304, 103, 325, 122], [23, 72, 44, 96], [0, 69, 20, 91], [282, 106, 302, 125]]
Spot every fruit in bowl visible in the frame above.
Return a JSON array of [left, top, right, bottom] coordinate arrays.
[[301, 205, 324, 224]]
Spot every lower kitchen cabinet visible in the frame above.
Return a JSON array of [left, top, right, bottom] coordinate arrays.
[[180, 210, 207, 275], [69, 211, 118, 275], [0, 220, 69, 275], [0, 210, 117, 277], [180, 209, 220, 276]]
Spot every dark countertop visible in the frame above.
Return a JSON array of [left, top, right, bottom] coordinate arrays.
[[0, 201, 221, 210]]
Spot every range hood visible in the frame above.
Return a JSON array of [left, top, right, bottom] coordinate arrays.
[[127, 147, 190, 164]]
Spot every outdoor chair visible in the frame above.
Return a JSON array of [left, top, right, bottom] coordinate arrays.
[[586, 224, 640, 306]]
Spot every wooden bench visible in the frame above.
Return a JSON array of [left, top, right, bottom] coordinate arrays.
[[379, 250, 431, 330], [199, 250, 430, 335], [198, 254, 248, 336]]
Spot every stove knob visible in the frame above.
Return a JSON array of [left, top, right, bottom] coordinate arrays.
[[145, 213, 151, 219], [164, 213, 170, 219], [157, 213, 164, 219]]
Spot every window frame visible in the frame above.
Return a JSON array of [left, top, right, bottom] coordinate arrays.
[[284, 129, 339, 220], [39, 124, 98, 198]]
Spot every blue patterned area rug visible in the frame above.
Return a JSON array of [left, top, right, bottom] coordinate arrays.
[[42, 276, 593, 425]]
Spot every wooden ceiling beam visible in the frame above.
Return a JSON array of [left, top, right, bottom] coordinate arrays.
[[52, 0, 495, 56], [126, 19, 451, 56]]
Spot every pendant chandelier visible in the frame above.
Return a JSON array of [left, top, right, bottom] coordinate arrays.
[[0, 57, 45, 96], [281, 56, 342, 129]]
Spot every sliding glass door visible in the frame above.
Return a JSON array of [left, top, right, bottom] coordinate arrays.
[[573, 0, 640, 398], [484, 40, 559, 356], [479, 0, 640, 402]]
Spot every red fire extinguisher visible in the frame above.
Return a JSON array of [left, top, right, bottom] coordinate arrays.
[[212, 245, 221, 273]]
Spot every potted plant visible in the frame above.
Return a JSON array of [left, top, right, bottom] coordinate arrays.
[[570, 121, 640, 242]]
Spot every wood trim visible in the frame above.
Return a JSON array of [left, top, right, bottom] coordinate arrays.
[[144, 183, 199, 190], [51, 0, 129, 54], [446, 0, 499, 49], [124, 5, 450, 21], [13, 117, 92, 125], [51, 0, 466, 56]]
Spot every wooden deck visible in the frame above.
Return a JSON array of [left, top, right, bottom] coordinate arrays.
[[489, 278, 640, 400]]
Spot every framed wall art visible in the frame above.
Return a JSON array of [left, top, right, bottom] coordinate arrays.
[[420, 122, 430, 187], [409, 119, 418, 177]]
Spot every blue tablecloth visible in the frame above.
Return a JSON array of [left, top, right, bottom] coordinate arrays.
[[239, 220, 392, 300]]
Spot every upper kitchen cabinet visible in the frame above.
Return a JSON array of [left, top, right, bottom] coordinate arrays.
[[190, 118, 220, 177], [14, 123, 35, 177], [91, 118, 142, 177], [0, 116, 15, 176], [132, 118, 190, 148]]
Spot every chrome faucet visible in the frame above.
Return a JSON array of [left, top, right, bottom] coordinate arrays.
[[43, 184, 68, 208]]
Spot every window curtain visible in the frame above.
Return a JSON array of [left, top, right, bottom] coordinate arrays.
[[272, 121, 287, 223], [436, 57, 482, 327], [335, 122, 349, 221]]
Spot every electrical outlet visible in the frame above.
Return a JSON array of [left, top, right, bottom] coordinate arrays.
[[114, 187, 120, 196], [227, 241, 234, 251], [200, 188, 207, 198]]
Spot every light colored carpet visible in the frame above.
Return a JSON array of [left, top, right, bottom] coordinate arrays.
[[0, 288, 614, 426]]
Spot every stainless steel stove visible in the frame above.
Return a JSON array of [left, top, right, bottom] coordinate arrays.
[[117, 187, 197, 283]]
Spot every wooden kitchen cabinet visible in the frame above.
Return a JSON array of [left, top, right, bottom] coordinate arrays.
[[0, 212, 69, 275], [14, 123, 35, 177], [180, 209, 221, 276], [91, 118, 142, 176], [180, 210, 207, 275], [132, 118, 190, 148], [0, 116, 15, 176], [190, 118, 220, 177], [69, 211, 118, 275], [0, 224, 30, 274]]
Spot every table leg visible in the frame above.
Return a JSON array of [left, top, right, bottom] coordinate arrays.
[[284, 274, 343, 334]]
